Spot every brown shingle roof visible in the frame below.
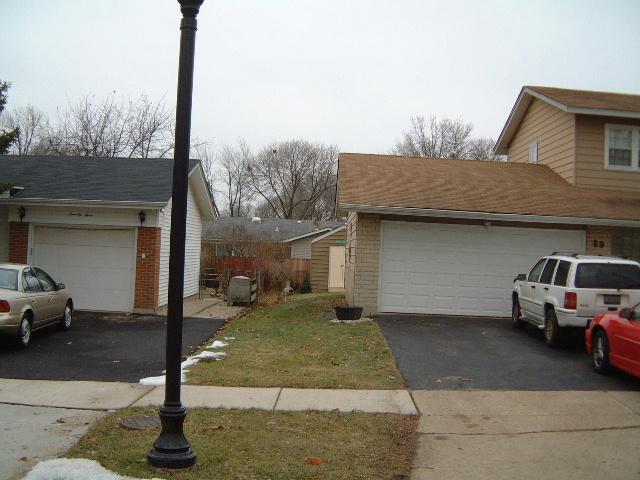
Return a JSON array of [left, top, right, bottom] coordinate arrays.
[[337, 153, 640, 222], [527, 86, 640, 113]]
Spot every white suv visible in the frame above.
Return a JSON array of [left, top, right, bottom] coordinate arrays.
[[512, 254, 640, 347]]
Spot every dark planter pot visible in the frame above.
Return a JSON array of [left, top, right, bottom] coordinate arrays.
[[335, 306, 363, 321]]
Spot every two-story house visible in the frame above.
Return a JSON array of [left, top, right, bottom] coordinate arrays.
[[337, 86, 640, 317]]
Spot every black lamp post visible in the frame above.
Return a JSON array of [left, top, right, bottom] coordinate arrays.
[[147, 0, 204, 469]]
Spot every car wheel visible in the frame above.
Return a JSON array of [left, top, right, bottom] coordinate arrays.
[[544, 308, 564, 348], [592, 330, 611, 374], [58, 302, 73, 331], [512, 297, 526, 329], [16, 314, 32, 349]]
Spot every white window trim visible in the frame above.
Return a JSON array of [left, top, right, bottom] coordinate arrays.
[[604, 123, 640, 172], [528, 142, 538, 164]]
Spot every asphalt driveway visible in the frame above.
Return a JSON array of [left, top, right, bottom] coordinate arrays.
[[0, 311, 225, 382], [377, 314, 640, 391]]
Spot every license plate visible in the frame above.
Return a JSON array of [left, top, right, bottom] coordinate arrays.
[[603, 295, 620, 305]]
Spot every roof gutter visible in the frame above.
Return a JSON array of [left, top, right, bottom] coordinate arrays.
[[0, 198, 167, 209], [282, 228, 332, 243], [338, 203, 640, 228]]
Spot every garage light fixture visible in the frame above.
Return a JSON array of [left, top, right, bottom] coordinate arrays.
[[19, 206, 25, 222], [138, 210, 146, 226]]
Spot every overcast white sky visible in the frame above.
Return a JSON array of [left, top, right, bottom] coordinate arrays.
[[2, 0, 639, 154]]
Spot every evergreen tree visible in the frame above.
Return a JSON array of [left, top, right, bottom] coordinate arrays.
[[0, 80, 19, 154]]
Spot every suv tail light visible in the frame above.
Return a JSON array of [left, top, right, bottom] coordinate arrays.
[[0, 300, 10, 313], [564, 292, 577, 310]]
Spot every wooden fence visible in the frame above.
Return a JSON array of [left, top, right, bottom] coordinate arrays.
[[202, 253, 311, 292]]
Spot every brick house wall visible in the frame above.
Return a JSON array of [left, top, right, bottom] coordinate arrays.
[[585, 225, 613, 256], [134, 227, 161, 311], [8, 222, 29, 264]]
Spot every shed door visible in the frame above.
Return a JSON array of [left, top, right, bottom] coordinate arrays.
[[33, 226, 136, 312], [328, 246, 345, 291], [379, 221, 585, 317]]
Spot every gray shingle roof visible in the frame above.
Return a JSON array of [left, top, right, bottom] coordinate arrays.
[[202, 217, 344, 242], [0, 155, 199, 203]]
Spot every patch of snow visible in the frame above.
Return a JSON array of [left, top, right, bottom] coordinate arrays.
[[207, 340, 228, 349], [24, 458, 161, 480], [223, 336, 236, 340], [139, 375, 167, 386], [194, 350, 226, 360], [139, 351, 226, 385]]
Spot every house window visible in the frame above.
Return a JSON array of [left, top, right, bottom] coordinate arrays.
[[605, 124, 640, 170], [528, 142, 538, 164]]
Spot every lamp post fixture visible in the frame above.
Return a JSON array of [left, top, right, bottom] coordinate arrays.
[[147, 0, 204, 469]]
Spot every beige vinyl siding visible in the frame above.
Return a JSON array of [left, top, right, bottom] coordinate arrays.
[[0, 205, 8, 262], [311, 228, 346, 293], [344, 212, 356, 304], [507, 98, 576, 183], [574, 115, 640, 191], [289, 238, 312, 259], [158, 185, 203, 307]]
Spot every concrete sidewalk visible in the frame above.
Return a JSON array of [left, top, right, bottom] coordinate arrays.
[[0, 378, 417, 414], [3, 379, 640, 480]]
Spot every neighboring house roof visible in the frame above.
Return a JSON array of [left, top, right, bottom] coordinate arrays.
[[495, 86, 640, 154], [0, 155, 217, 220], [337, 153, 640, 226], [0, 155, 192, 203], [310, 225, 346, 244], [202, 217, 344, 243], [283, 229, 333, 243]]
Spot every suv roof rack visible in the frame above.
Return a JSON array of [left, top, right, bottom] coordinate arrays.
[[550, 252, 579, 257]]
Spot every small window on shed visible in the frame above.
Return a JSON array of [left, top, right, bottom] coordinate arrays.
[[529, 142, 538, 164]]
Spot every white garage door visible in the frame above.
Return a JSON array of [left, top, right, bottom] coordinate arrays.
[[379, 221, 586, 317], [33, 227, 136, 312]]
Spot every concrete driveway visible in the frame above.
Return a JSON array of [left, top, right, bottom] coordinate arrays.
[[411, 389, 640, 479], [377, 314, 639, 390], [377, 314, 640, 479], [0, 311, 226, 382]]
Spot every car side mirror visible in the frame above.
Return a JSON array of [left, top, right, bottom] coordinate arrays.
[[619, 308, 632, 319], [56, 283, 66, 291], [515, 273, 527, 282]]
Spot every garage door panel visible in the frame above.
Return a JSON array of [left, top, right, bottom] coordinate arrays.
[[34, 227, 135, 312], [379, 221, 585, 316]]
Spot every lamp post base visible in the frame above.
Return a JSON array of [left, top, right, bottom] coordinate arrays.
[[147, 403, 197, 469]]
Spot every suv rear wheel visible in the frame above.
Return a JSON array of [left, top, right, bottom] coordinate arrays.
[[544, 308, 564, 348], [511, 297, 526, 329]]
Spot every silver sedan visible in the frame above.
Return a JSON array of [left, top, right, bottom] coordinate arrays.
[[0, 263, 73, 348]]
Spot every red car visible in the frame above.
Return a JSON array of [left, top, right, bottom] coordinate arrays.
[[585, 304, 640, 378]]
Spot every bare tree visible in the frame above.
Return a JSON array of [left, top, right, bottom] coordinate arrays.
[[467, 137, 502, 161], [35, 93, 174, 158], [4, 105, 47, 155], [217, 139, 253, 217], [392, 115, 501, 160], [127, 95, 174, 158], [248, 139, 338, 220]]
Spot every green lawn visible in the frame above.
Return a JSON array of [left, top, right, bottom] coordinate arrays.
[[67, 407, 417, 480], [186, 293, 404, 389]]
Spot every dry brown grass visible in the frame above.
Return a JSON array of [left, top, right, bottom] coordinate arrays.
[[186, 293, 404, 389], [67, 407, 418, 480]]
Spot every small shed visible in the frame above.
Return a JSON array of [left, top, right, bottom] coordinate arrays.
[[311, 225, 347, 292], [285, 228, 334, 259]]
